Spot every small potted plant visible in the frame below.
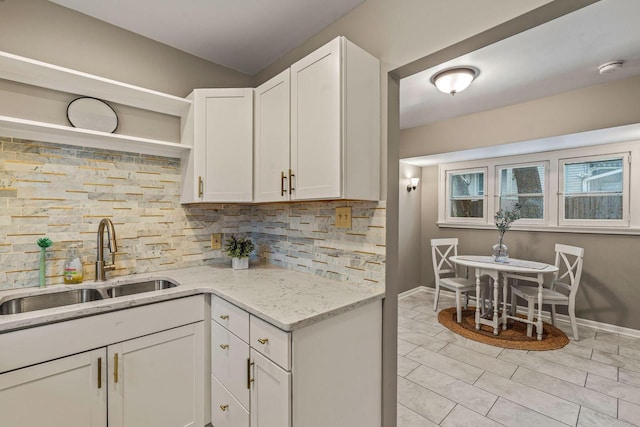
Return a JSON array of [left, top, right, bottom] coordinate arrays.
[[224, 235, 255, 270]]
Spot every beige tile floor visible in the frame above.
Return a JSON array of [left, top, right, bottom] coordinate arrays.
[[397, 289, 640, 427]]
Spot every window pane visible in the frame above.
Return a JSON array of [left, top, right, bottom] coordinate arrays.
[[563, 158, 623, 220], [449, 171, 484, 218], [498, 165, 545, 219]]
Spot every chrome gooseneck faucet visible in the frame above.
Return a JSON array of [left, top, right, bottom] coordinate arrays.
[[95, 218, 118, 281]]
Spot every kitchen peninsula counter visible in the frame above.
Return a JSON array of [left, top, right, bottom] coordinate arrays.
[[0, 264, 385, 333]]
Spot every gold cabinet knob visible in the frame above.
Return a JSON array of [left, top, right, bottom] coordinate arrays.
[[220, 315, 229, 320], [257, 338, 269, 345], [219, 344, 229, 350], [220, 404, 229, 411]]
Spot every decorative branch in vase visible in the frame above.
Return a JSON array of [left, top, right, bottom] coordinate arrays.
[[493, 204, 521, 262], [224, 235, 255, 270]]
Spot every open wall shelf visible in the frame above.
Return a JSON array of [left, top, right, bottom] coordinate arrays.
[[0, 51, 191, 117], [0, 115, 190, 158]]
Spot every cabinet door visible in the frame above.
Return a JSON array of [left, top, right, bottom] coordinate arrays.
[[290, 37, 342, 200], [0, 349, 107, 427], [196, 88, 253, 202], [108, 323, 204, 427], [250, 349, 291, 427], [254, 69, 291, 202]]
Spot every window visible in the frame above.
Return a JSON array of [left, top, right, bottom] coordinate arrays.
[[437, 141, 637, 233], [559, 154, 629, 226], [446, 169, 486, 221], [497, 163, 546, 222]]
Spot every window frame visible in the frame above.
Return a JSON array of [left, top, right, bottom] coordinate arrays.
[[436, 140, 638, 234], [495, 161, 548, 226], [444, 167, 488, 224], [558, 152, 630, 227]]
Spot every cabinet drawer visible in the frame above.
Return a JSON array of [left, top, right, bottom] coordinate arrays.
[[211, 321, 250, 409], [211, 374, 249, 427], [250, 315, 291, 371], [212, 295, 249, 342]]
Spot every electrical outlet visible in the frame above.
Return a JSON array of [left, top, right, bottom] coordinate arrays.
[[211, 233, 222, 250], [335, 207, 352, 229]]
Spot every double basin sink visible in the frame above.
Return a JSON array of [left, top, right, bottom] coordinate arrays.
[[0, 279, 177, 315]]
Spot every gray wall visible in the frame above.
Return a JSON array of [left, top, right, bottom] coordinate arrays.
[[402, 76, 640, 330], [0, 0, 254, 144], [398, 162, 422, 294], [0, 0, 252, 96], [402, 75, 640, 159]]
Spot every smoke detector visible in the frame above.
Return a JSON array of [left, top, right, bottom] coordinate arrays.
[[599, 60, 624, 74]]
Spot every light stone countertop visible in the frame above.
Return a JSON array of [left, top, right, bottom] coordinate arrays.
[[0, 264, 385, 333]]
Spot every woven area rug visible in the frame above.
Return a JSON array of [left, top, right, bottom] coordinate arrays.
[[438, 306, 569, 350]]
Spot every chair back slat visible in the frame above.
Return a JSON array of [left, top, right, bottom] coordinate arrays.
[[431, 238, 459, 279], [553, 244, 584, 299]]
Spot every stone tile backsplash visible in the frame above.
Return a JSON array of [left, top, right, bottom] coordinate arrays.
[[0, 137, 385, 289]]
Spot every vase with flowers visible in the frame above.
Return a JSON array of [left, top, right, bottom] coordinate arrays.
[[492, 204, 521, 263]]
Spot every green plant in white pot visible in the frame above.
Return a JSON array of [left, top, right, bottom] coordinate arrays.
[[224, 235, 255, 270]]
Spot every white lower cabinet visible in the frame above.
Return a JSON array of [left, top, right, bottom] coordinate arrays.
[[0, 296, 206, 427], [210, 295, 381, 427], [108, 324, 203, 427], [0, 323, 202, 427], [0, 348, 107, 427], [211, 320, 250, 409], [211, 374, 250, 427], [250, 349, 291, 427]]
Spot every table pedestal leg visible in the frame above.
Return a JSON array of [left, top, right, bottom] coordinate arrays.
[[475, 273, 481, 331]]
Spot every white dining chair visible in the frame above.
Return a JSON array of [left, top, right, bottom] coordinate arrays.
[[509, 243, 584, 340], [431, 238, 482, 322]]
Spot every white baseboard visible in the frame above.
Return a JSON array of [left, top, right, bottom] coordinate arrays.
[[402, 286, 640, 339], [398, 286, 433, 299]]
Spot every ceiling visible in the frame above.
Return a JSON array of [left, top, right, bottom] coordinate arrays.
[[48, 0, 640, 136], [48, 0, 364, 75], [400, 0, 640, 130]]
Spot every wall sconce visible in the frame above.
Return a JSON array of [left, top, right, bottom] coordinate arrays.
[[407, 178, 420, 192], [431, 67, 479, 95]]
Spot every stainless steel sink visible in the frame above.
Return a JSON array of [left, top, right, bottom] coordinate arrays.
[[106, 279, 177, 297], [0, 288, 104, 315], [0, 279, 179, 315]]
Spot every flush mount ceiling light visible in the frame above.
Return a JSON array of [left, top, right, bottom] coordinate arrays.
[[598, 60, 624, 74], [431, 67, 479, 95]]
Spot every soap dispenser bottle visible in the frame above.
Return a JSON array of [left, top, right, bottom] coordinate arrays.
[[63, 244, 84, 284]]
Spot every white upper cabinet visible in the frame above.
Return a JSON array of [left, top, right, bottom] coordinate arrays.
[[254, 69, 291, 203], [290, 36, 380, 201], [181, 88, 254, 203]]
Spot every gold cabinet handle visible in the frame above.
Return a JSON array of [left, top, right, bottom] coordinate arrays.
[[281, 171, 287, 197], [114, 353, 119, 383], [97, 357, 102, 389], [257, 338, 269, 345], [198, 176, 203, 198], [288, 169, 295, 194], [220, 404, 229, 411], [219, 314, 229, 320], [247, 358, 254, 389], [219, 344, 229, 350]]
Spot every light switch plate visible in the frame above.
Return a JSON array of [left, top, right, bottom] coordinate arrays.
[[335, 207, 352, 229], [211, 233, 222, 250]]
